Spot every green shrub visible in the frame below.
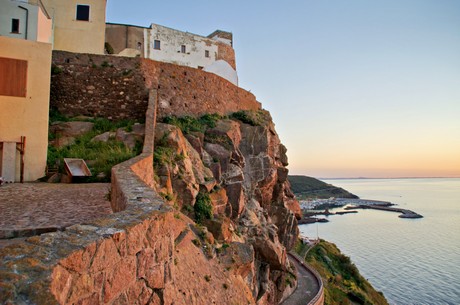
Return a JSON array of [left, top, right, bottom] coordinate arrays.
[[230, 110, 268, 126], [49, 108, 69, 123], [47, 118, 141, 182], [51, 65, 63, 75], [104, 42, 114, 54], [194, 192, 213, 223], [162, 113, 223, 134], [101, 61, 112, 68], [154, 146, 176, 165], [204, 133, 233, 150]]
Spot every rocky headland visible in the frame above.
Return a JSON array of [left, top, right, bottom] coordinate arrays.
[[0, 52, 302, 304]]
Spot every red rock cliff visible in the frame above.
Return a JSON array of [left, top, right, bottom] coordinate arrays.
[[46, 51, 301, 304]]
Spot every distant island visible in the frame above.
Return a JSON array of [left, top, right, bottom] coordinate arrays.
[[288, 175, 358, 199]]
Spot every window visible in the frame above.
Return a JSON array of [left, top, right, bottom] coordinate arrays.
[[0, 57, 28, 97], [181, 45, 186, 53], [205, 50, 210, 58], [11, 19, 19, 33], [76, 5, 90, 21], [153, 40, 160, 50]]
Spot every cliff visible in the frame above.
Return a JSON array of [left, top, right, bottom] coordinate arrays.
[[0, 53, 301, 304], [153, 111, 301, 303]]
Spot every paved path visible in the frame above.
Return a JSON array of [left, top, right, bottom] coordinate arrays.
[[281, 254, 321, 305], [0, 183, 112, 244]]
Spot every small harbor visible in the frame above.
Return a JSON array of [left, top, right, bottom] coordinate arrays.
[[299, 198, 423, 224], [345, 204, 423, 218]]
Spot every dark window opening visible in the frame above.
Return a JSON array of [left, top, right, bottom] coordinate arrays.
[[154, 40, 160, 50], [181, 45, 186, 53], [11, 19, 20, 33], [205, 50, 210, 58], [76, 5, 90, 21]]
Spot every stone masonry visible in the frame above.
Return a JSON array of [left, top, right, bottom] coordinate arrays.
[[51, 51, 260, 121]]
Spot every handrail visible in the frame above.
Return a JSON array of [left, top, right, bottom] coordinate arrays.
[[288, 251, 324, 305]]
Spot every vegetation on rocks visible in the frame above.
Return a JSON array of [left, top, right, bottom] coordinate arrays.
[[47, 110, 142, 182], [288, 175, 358, 199], [230, 109, 270, 126], [194, 192, 213, 223], [296, 240, 389, 305], [162, 113, 222, 134]]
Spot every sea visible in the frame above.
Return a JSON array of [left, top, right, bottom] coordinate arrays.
[[299, 178, 460, 305]]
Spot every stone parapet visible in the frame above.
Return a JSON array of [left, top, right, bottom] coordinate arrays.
[[0, 152, 170, 304]]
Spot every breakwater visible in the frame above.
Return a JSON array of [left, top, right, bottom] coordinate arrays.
[[345, 204, 423, 218]]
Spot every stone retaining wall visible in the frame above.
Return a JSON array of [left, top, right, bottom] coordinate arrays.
[[51, 51, 261, 121], [0, 85, 255, 304], [0, 152, 172, 304]]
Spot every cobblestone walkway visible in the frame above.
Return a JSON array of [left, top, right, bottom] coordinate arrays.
[[0, 183, 112, 241]]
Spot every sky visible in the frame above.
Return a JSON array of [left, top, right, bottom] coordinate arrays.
[[107, 0, 460, 178]]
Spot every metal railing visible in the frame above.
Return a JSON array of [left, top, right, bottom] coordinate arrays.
[[288, 252, 325, 305]]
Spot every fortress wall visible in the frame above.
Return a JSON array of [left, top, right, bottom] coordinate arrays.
[[51, 51, 260, 122]]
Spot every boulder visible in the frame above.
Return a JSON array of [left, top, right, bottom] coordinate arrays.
[[91, 131, 115, 143], [203, 217, 233, 242], [209, 188, 228, 215], [225, 183, 245, 219], [50, 121, 94, 137], [116, 128, 142, 149]]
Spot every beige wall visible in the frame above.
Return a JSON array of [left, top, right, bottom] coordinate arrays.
[[105, 23, 145, 57], [37, 4, 53, 43], [0, 37, 52, 181], [41, 0, 106, 54]]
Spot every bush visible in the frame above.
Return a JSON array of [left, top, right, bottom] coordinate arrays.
[[230, 110, 267, 126], [162, 113, 223, 134], [104, 42, 114, 54], [194, 192, 213, 223], [51, 65, 63, 75]]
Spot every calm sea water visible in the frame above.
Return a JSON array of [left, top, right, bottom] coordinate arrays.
[[299, 178, 460, 305]]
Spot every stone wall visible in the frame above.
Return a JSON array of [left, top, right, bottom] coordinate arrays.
[[0, 151, 256, 304], [0, 126, 255, 305], [51, 52, 149, 121], [216, 42, 236, 70], [51, 51, 260, 121]]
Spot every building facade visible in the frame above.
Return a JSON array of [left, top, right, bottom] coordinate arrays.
[[40, 0, 106, 54], [106, 23, 238, 85], [0, 36, 52, 182]]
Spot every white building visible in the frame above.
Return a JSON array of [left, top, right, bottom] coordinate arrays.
[[106, 23, 238, 86], [0, 0, 53, 43]]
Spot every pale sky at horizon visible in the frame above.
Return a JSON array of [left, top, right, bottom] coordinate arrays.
[[107, 0, 460, 178]]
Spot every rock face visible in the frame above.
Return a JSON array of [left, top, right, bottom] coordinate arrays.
[[154, 110, 301, 304]]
